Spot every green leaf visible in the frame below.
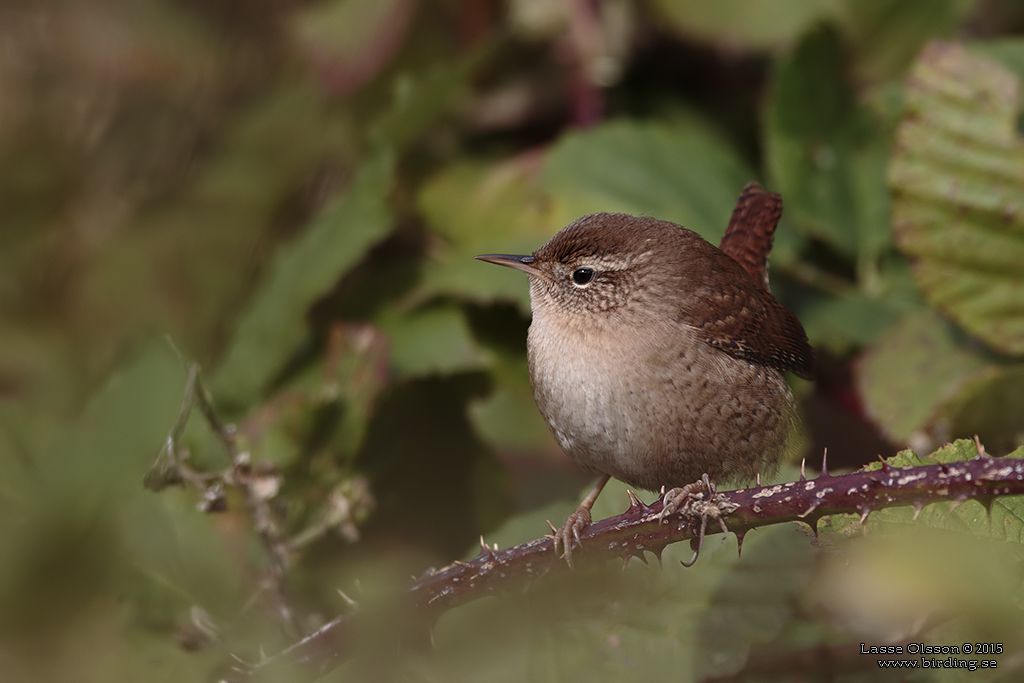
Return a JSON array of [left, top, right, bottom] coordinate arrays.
[[837, 0, 978, 82], [972, 38, 1024, 81], [376, 304, 486, 379], [543, 119, 755, 243], [215, 153, 395, 406], [856, 311, 990, 444], [468, 348, 556, 454], [0, 345, 248, 633], [370, 47, 489, 150], [417, 156, 556, 312], [765, 25, 893, 264], [648, 0, 840, 51], [798, 288, 910, 353], [943, 365, 1024, 454], [889, 42, 1024, 355]]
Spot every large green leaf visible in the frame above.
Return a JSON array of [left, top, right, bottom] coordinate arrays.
[[543, 119, 755, 243], [890, 42, 1024, 355], [215, 153, 395, 406], [857, 311, 990, 444], [765, 26, 892, 265], [417, 155, 556, 312]]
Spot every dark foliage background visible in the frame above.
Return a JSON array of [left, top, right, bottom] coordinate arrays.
[[2, 1, 1024, 680]]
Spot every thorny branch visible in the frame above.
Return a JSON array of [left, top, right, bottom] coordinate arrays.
[[231, 445, 1024, 681], [144, 363, 373, 642], [145, 364, 300, 636]]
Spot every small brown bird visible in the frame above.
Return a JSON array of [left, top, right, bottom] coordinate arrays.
[[476, 184, 813, 564]]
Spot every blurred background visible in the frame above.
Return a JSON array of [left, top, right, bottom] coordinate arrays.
[[2, 0, 1024, 681]]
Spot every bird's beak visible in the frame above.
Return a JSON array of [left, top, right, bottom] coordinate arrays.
[[474, 253, 544, 278]]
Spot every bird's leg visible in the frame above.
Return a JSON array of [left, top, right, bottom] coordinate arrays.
[[552, 474, 610, 567], [658, 473, 714, 523]]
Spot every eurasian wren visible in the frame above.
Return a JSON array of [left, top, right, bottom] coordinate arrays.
[[476, 183, 813, 563]]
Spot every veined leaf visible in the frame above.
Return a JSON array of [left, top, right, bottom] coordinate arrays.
[[890, 42, 1024, 355], [857, 311, 990, 444]]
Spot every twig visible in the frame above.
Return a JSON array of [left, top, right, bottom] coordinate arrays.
[[145, 363, 297, 636], [235, 450, 1024, 680]]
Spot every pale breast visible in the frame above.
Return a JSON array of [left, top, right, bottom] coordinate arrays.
[[527, 312, 793, 491]]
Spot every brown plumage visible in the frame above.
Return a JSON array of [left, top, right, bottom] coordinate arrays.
[[719, 182, 783, 289], [476, 185, 812, 563]]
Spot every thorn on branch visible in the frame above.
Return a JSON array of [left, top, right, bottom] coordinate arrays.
[[858, 507, 871, 525], [479, 535, 498, 562]]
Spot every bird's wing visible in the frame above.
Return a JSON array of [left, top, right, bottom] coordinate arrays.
[[683, 271, 815, 380]]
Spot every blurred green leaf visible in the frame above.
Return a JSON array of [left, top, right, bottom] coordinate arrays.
[[838, 0, 978, 82], [543, 119, 755, 242], [975, 39, 1024, 80], [890, 42, 1024, 355], [468, 348, 555, 454], [376, 304, 486, 379], [857, 311, 990, 444], [798, 289, 910, 353], [692, 521, 814, 680], [0, 344, 248, 651], [371, 47, 488, 150], [86, 83, 354, 369], [418, 155, 555, 312], [944, 365, 1024, 454], [766, 26, 892, 265], [649, 0, 839, 50], [216, 153, 395, 406]]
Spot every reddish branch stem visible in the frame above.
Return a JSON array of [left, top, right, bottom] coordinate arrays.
[[230, 453, 1024, 681]]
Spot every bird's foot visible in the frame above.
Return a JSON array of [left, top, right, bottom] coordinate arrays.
[[658, 473, 715, 524], [658, 474, 739, 567], [550, 506, 592, 568]]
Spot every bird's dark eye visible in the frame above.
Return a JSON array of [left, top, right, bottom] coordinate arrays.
[[571, 267, 595, 286]]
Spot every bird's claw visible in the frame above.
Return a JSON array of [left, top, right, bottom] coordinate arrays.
[[658, 473, 715, 524], [551, 507, 592, 568]]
